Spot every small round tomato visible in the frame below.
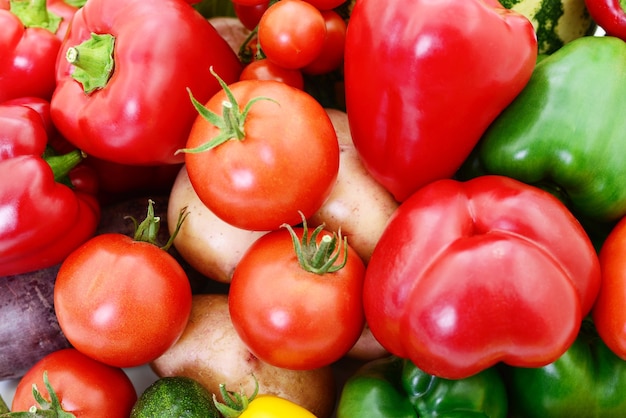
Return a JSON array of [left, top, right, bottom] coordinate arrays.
[[11, 348, 137, 418], [231, 0, 268, 6], [301, 10, 346, 75], [303, 0, 346, 10], [258, 0, 326, 69], [240, 59, 304, 90], [593, 216, 626, 358], [233, 1, 269, 31], [228, 220, 366, 370], [182, 76, 339, 231], [54, 211, 193, 368]]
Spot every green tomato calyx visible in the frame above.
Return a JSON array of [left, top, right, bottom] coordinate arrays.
[[0, 371, 76, 417], [283, 212, 348, 275], [176, 67, 277, 154], [126, 199, 188, 251]]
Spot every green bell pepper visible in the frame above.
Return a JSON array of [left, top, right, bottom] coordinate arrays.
[[459, 36, 626, 229], [502, 320, 626, 417], [336, 356, 508, 418]]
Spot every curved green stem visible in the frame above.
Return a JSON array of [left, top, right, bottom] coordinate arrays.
[[125, 199, 188, 251], [176, 67, 277, 155], [66, 33, 115, 94], [10, 0, 61, 34], [283, 212, 348, 275]]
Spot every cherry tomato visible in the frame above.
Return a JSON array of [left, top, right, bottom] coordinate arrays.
[[593, 216, 626, 359], [303, 0, 346, 10], [228, 222, 366, 370], [182, 77, 339, 231], [54, 223, 193, 368], [231, 0, 268, 6], [240, 59, 305, 90], [258, 0, 327, 69], [11, 348, 137, 418], [234, 1, 269, 31], [302, 9, 347, 75]]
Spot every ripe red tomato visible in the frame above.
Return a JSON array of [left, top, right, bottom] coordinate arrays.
[[11, 348, 137, 418], [303, 0, 346, 10], [54, 232, 193, 368], [231, 0, 268, 5], [258, 0, 327, 69], [240, 59, 305, 90], [233, 1, 269, 31], [182, 78, 339, 231], [302, 9, 347, 75], [593, 216, 626, 358], [228, 223, 366, 370]]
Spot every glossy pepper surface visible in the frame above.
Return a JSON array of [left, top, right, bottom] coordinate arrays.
[[464, 36, 626, 225], [50, 0, 242, 166], [343, 0, 537, 202], [585, 0, 626, 41], [503, 320, 626, 417], [0, 100, 100, 276], [337, 355, 508, 418], [363, 175, 601, 379], [0, 0, 64, 102]]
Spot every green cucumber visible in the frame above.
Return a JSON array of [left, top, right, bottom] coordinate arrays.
[[500, 0, 597, 54], [130, 376, 220, 418]]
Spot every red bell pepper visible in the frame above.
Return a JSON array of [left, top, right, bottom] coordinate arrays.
[[363, 175, 601, 380], [343, 0, 537, 202], [585, 0, 626, 41], [50, 0, 243, 166], [0, 0, 71, 102], [0, 99, 49, 160], [0, 99, 100, 277]]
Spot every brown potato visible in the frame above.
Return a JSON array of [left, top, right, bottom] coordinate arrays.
[[309, 109, 399, 265], [150, 294, 337, 418], [167, 165, 269, 283]]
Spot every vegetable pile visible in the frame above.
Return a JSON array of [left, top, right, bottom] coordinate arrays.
[[1, 0, 626, 416]]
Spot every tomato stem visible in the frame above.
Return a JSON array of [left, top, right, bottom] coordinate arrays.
[[0, 371, 77, 417], [283, 212, 348, 275], [125, 199, 188, 251], [176, 67, 277, 155]]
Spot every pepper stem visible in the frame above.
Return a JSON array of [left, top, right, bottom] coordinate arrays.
[[44, 149, 85, 187], [66, 33, 116, 94], [9, 0, 62, 34], [213, 375, 259, 418], [282, 212, 348, 275]]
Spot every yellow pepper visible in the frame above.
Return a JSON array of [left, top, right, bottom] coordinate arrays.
[[214, 375, 317, 418]]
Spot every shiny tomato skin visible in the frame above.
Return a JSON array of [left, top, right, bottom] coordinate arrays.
[[11, 348, 137, 417], [258, 0, 326, 69], [228, 227, 366, 370], [54, 234, 192, 368], [233, 1, 269, 31], [184, 79, 339, 231], [302, 9, 347, 75], [303, 0, 346, 10], [593, 217, 626, 359], [240, 59, 305, 90]]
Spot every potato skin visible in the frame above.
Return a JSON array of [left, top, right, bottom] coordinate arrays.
[[167, 166, 269, 284], [150, 294, 337, 418], [309, 109, 399, 265]]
